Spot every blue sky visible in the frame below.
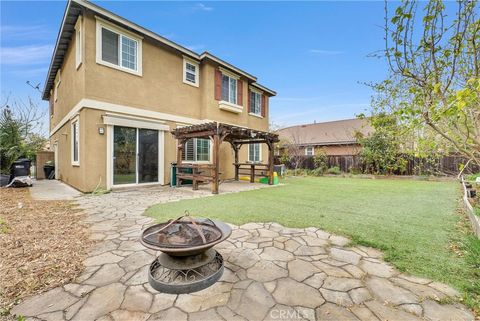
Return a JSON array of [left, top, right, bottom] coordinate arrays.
[[2, 1, 394, 129]]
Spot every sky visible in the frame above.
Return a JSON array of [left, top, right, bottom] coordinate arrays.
[[2, 1, 397, 131]]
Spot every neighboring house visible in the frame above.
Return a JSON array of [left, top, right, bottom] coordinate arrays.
[[277, 118, 372, 156], [44, 0, 275, 192]]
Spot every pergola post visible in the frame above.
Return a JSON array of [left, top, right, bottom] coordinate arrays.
[[267, 141, 274, 185], [232, 143, 240, 181], [212, 134, 220, 194], [176, 140, 184, 187]]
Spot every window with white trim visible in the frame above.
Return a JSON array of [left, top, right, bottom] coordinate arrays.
[[182, 138, 210, 162], [183, 58, 199, 87], [305, 147, 314, 156], [250, 91, 262, 115], [248, 143, 261, 163], [221, 74, 237, 104], [71, 118, 80, 165], [97, 20, 141, 74], [75, 16, 83, 68], [54, 69, 61, 102]]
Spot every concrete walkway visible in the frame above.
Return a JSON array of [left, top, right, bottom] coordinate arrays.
[[30, 179, 82, 201], [11, 182, 474, 321]]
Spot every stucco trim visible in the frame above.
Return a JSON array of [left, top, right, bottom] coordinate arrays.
[[103, 114, 170, 131], [50, 98, 206, 137]]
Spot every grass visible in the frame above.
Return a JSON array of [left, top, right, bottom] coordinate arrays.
[[146, 176, 480, 312]]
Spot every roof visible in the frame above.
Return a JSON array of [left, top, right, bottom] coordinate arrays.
[[42, 0, 276, 100], [277, 118, 373, 146]]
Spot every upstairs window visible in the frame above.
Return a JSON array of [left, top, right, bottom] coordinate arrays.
[[305, 147, 314, 156], [250, 91, 262, 115], [183, 58, 199, 87], [221, 74, 237, 104], [182, 138, 210, 162], [96, 19, 142, 75], [75, 16, 83, 69], [248, 143, 261, 163], [54, 69, 61, 102]]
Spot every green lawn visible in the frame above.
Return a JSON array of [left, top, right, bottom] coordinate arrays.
[[146, 176, 480, 311]]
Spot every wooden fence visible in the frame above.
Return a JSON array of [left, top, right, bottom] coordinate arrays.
[[275, 155, 480, 176]]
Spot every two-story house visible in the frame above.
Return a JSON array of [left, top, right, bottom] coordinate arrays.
[[44, 0, 276, 192]]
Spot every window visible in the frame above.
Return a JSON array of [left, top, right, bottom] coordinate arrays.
[[248, 143, 261, 162], [54, 69, 61, 102], [96, 19, 142, 75], [183, 58, 199, 87], [250, 91, 262, 115], [71, 117, 80, 166], [75, 16, 83, 68], [182, 138, 210, 162], [305, 147, 314, 156], [221, 74, 237, 104]]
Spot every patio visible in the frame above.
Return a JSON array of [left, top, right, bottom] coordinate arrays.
[[10, 180, 474, 321]]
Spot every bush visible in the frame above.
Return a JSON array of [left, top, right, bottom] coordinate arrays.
[[467, 172, 480, 181], [313, 149, 328, 174], [312, 168, 325, 176], [326, 166, 341, 175]]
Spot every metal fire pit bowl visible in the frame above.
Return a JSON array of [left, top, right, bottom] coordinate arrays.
[[141, 217, 232, 256]]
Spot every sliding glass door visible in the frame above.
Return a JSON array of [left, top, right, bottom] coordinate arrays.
[[113, 126, 159, 185], [138, 129, 158, 183]]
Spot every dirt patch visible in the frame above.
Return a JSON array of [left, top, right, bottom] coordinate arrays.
[[0, 187, 92, 312]]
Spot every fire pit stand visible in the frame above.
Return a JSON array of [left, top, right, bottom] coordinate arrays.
[[140, 215, 231, 294]]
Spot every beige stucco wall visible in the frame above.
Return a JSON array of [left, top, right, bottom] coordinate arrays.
[[50, 12, 272, 192], [50, 16, 85, 132]]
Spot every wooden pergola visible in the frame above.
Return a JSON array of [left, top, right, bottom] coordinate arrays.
[[171, 122, 279, 194]]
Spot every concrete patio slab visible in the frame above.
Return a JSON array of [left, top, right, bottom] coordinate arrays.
[[30, 179, 82, 201]]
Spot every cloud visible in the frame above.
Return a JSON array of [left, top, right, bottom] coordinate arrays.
[[192, 3, 213, 12], [273, 102, 369, 122], [1, 45, 53, 65], [0, 25, 52, 40], [308, 49, 345, 55], [7, 67, 48, 78]]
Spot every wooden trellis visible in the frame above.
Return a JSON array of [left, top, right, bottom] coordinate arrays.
[[171, 122, 279, 194]]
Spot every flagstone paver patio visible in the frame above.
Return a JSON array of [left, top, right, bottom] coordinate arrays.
[[11, 182, 474, 321]]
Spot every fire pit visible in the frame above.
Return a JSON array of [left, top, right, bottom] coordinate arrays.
[[140, 214, 231, 294]]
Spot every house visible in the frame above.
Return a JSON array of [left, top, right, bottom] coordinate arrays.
[[276, 118, 372, 156], [44, 0, 276, 192]]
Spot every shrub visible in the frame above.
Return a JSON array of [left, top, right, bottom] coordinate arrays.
[[312, 168, 324, 176], [467, 172, 480, 181], [326, 166, 341, 175], [313, 149, 328, 174]]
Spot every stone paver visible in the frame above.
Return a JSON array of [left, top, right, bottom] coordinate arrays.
[[10, 182, 474, 321]]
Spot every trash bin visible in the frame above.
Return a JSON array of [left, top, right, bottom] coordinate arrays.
[[171, 162, 177, 187], [10, 158, 31, 182], [0, 174, 9, 187], [274, 164, 285, 178], [170, 162, 193, 187], [44, 164, 55, 179]]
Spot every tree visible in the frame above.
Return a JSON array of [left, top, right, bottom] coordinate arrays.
[[372, 0, 480, 166], [279, 128, 306, 175], [358, 114, 407, 174], [0, 97, 47, 174]]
